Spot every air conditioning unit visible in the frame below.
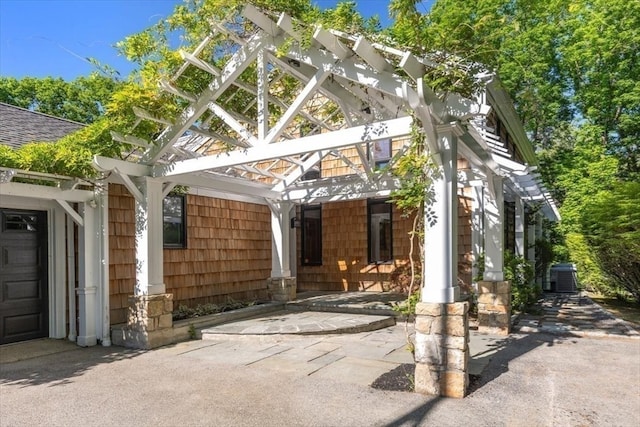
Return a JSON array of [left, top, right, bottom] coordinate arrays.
[[550, 264, 578, 293]]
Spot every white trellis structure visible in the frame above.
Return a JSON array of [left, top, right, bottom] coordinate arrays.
[[93, 4, 557, 307]]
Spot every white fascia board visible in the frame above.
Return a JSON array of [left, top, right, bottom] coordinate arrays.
[[188, 186, 268, 206], [174, 172, 280, 200], [0, 182, 94, 203], [154, 116, 412, 178], [282, 176, 400, 203], [143, 31, 272, 164]]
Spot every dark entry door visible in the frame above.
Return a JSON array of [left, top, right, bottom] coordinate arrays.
[[0, 209, 48, 344]]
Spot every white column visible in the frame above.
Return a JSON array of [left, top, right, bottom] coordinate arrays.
[[514, 195, 525, 257], [269, 202, 291, 277], [134, 178, 165, 295], [77, 201, 98, 347], [527, 211, 536, 269], [52, 206, 67, 339], [257, 50, 269, 142], [269, 201, 292, 277], [483, 175, 504, 281], [66, 215, 76, 342], [535, 213, 543, 286], [97, 184, 111, 346], [470, 183, 484, 284], [422, 128, 459, 303]]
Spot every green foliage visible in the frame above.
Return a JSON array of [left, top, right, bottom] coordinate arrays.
[[580, 182, 640, 302], [565, 232, 608, 293], [390, 118, 439, 217], [503, 251, 538, 312], [0, 74, 121, 124], [172, 299, 257, 321]]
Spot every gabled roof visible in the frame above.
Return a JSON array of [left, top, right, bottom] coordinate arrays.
[[0, 102, 85, 148]]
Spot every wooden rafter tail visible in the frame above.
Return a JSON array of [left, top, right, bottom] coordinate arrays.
[[159, 80, 197, 102], [242, 4, 282, 37], [179, 50, 220, 76], [172, 35, 213, 80], [132, 106, 173, 126], [110, 131, 151, 148], [353, 36, 394, 73]]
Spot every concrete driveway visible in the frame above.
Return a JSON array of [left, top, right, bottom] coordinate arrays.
[[2, 293, 640, 426], [1, 321, 639, 427]]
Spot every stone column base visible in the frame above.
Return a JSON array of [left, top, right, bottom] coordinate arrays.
[[267, 277, 296, 302], [414, 302, 469, 398], [477, 281, 511, 335], [111, 293, 174, 349]]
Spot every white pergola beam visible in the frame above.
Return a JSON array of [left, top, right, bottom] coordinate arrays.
[[0, 182, 93, 203], [353, 36, 393, 73], [110, 131, 151, 149], [243, 4, 282, 37], [143, 31, 272, 164], [313, 27, 351, 60], [179, 50, 220, 76], [263, 67, 330, 145], [208, 102, 258, 146], [133, 106, 173, 126], [154, 116, 412, 178]]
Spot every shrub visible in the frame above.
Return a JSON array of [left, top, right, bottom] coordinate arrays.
[[504, 251, 539, 312]]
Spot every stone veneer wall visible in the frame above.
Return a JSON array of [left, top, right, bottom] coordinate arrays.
[[414, 302, 469, 398], [477, 281, 511, 335]]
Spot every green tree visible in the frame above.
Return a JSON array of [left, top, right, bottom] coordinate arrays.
[[0, 73, 122, 124], [581, 182, 640, 302]]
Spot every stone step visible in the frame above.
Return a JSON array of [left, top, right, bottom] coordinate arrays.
[[200, 311, 396, 339]]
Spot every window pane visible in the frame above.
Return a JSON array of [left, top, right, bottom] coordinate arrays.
[[368, 200, 392, 263], [301, 205, 322, 265], [4, 213, 38, 231], [163, 195, 186, 248]]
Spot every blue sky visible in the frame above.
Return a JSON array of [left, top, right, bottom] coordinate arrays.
[[0, 0, 431, 81]]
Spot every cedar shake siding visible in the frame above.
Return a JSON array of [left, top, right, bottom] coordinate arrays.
[[295, 198, 473, 293], [296, 200, 415, 292], [108, 184, 271, 324]]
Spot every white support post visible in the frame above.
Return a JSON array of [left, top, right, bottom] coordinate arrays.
[[77, 201, 98, 347], [269, 201, 292, 277], [422, 128, 459, 303], [470, 183, 484, 285], [527, 211, 536, 274], [483, 175, 505, 281], [267, 200, 296, 302], [514, 196, 525, 257], [66, 215, 76, 342], [257, 50, 269, 141], [134, 178, 165, 295], [97, 184, 111, 346], [535, 213, 544, 287]]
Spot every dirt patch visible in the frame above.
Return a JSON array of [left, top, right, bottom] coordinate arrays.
[[371, 363, 415, 392], [371, 364, 481, 394]]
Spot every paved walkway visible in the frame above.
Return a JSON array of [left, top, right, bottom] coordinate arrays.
[[516, 292, 640, 339]]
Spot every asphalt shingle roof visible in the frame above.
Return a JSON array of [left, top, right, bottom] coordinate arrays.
[[0, 102, 85, 149]]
